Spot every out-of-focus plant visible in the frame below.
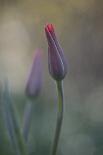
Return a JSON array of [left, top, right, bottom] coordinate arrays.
[[24, 49, 42, 142], [1, 49, 43, 155], [45, 24, 67, 155], [2, 81, 28, 155]]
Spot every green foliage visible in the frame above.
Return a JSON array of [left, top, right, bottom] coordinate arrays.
[[2, 82, 28, 155]]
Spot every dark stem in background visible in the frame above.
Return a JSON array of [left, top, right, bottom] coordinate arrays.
[[51, 81, 64, 155]]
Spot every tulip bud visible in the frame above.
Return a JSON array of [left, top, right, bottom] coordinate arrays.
[[45, 24, 67, 81], [25, 49, 42, 98]]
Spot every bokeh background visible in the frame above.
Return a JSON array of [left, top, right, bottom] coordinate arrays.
[[0, 0, 103, 154]]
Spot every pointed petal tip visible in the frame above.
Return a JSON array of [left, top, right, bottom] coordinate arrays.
[[45, 23, 54, 33], [32, 48, 43, 61]]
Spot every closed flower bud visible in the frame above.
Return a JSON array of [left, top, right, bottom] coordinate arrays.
[[25, 49, 42, 98], [45, 24, 67, 81]]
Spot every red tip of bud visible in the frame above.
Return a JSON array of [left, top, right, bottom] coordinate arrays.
[[45, 24, 54, 33]]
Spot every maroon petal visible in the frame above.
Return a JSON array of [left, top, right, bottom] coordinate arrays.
[[45, 24, 67, 81]]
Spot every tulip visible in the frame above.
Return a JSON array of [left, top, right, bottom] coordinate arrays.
[[25, 49, 42, 98], [24, 49, 42, 142], [45, 24, 67, 81], [45, 24, 67, 155]]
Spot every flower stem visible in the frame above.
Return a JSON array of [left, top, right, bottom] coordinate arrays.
[[23, 100, 33, 142], [52, 80, 64, 155]]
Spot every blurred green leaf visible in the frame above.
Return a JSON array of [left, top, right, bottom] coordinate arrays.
[[2, 81, 28, 155]]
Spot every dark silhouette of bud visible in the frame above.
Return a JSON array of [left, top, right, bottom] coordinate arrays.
[[25, 49, 42, 98], [45, 24, 67, 81]]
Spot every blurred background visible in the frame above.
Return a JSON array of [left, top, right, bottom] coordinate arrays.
[[0, 0, 103, 154]]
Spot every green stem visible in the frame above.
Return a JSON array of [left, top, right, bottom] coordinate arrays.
[[52, 80, 64, 155]]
